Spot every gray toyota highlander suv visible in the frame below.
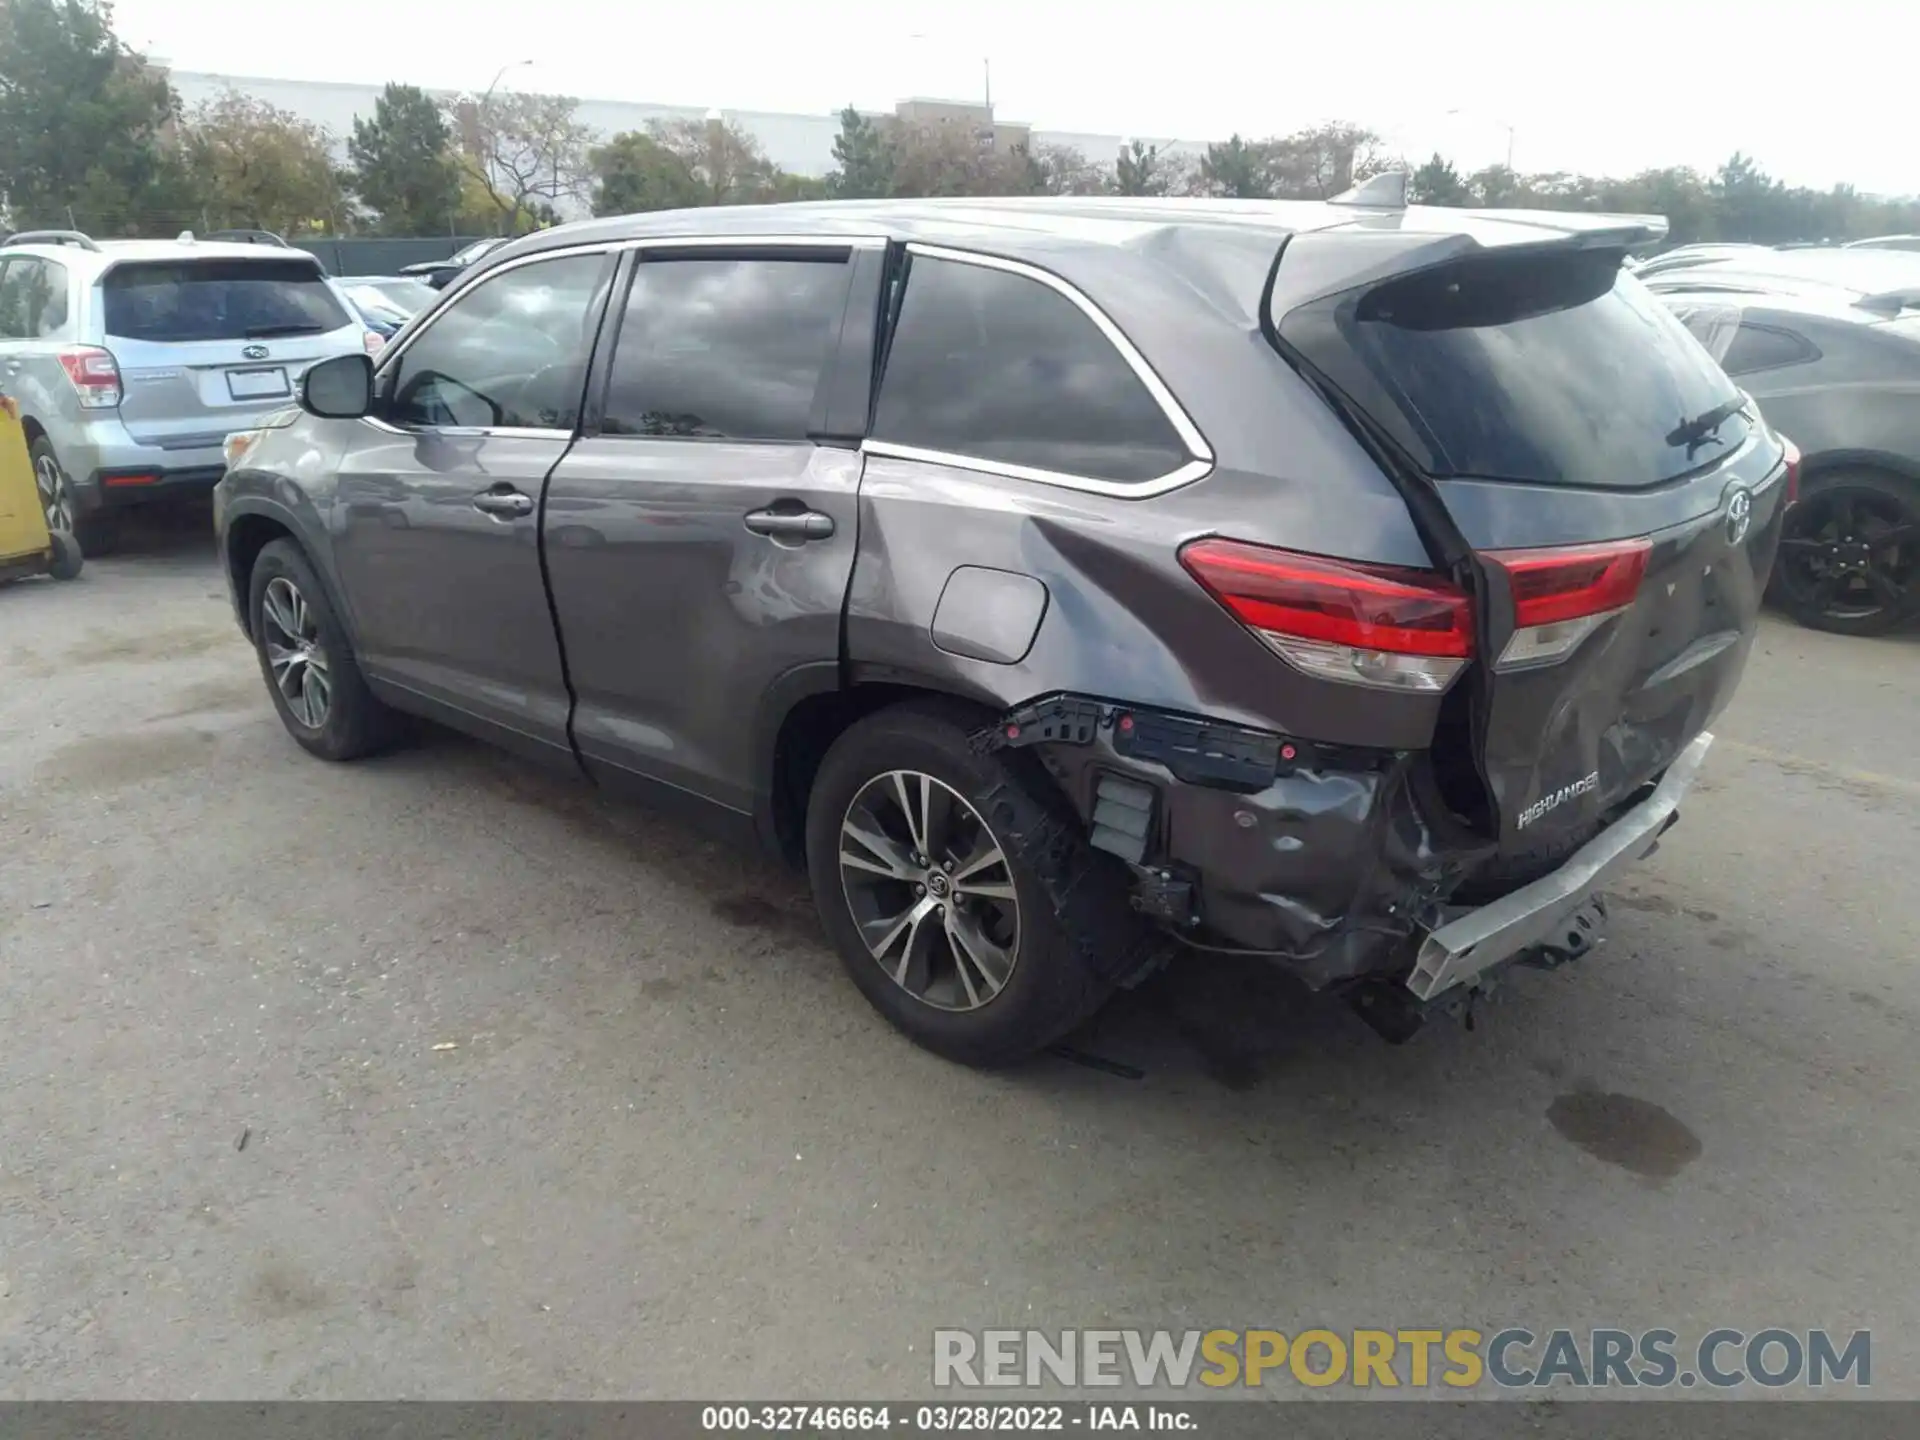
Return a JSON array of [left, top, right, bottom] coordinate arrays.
[[214, 192, 1788, 1065], [0, 230, 368, 553]]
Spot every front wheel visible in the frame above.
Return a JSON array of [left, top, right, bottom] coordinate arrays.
[[1770, 469, 1919, 636], [247, 539, 400, 761], [805, 702, 1143, 1066]]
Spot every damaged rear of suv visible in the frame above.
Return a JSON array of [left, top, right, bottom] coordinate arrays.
[[218, 189, 1786, 1066]]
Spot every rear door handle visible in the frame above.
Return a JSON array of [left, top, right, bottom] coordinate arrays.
[[472, 488, 534, 519], [743, 507, 834, 540]]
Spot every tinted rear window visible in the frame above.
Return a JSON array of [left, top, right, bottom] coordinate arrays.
[[103, 259, 350, 343], [1278, 249, 1748, 489]]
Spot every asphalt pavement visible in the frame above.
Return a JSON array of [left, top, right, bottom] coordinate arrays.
[[2, 513, 1916, 1399]]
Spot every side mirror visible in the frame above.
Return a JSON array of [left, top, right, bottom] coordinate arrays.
[[301, 353, 374, 419]]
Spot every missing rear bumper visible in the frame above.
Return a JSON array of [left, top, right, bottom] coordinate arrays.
[[1405, 731, 1712, 1003]]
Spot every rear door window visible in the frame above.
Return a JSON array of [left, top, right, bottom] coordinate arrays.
[[872, 253, 1192, 485], [103, 258, 351, 343], [600, 256, 851, 441], [1278, 250, 1749, 489], [385, 252, 609, 432]]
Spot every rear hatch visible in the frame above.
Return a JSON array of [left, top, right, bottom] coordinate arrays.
[[99, 256, 362, 449], [1269, 235, 1789, 863]]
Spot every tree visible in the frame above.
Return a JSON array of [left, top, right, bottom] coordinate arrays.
[[1469, 164, 1526, 207], [446, 89, 592, 236], [348, 83, 460, 235], [645, 117, 778, 205], [590, 130, 701, 216], [180, 92, 345, 236], [1029, 142, 1106, 196], [0, 0, 187, 234], [1200, 135, 1273, 199], [1114, 140, 1172, 197], [1267, 122, 1388, 199], [1409, 153, 1472, 206], [1712, 151, 1789, 242], [827, 107, 895, 199]]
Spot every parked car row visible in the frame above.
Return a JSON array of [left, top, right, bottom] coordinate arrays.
[[1635, 245, 1920, 634], [0, 226, 456, 553]]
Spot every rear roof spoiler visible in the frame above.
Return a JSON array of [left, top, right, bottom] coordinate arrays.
[[1265, 216, 1670, 320]]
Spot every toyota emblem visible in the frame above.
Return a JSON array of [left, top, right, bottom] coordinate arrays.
[[1723, 487, 1753, 546], [242, 343, 269, 361]]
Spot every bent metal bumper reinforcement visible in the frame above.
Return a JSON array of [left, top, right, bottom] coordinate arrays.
[[1406, 731, 1715, 1003]]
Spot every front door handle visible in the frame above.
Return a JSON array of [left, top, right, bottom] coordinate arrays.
[[743, 507, 834, 540], [472, 488, 534, 519]]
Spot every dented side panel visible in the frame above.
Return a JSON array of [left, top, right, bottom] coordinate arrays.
[[845, 453, 1445, 752]]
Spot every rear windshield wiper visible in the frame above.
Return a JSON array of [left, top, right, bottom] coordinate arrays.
[[243, 323, 326, 338], [1666, 397, 1747, 455]]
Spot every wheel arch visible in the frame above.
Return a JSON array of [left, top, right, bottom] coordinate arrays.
[[755, 665, 1013, 869], [222, 497, 360, 651]]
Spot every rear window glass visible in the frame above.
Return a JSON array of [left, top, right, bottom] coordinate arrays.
[[103, 259, 350, 343], [1278, 250, 1749, 489]]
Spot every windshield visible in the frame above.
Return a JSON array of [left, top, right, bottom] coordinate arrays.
[[1278, 248, 1748, 489], [103, 259, 350, 343]]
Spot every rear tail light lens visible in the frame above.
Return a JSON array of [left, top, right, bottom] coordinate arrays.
[[1180, 539, 1472, 693], [1486, 537, 1650, 669], [362, 329, 387, 357], [57, 346, 122, 409]]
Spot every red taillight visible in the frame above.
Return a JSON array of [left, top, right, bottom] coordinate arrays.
[[1486, 537, 1650, 669], [1492, 539, 1651, 628], [57, 346, 122, 410], [101, 471, 159, 488], [1780, 435, 1801, 505], [1180, 538, 1472, 693]]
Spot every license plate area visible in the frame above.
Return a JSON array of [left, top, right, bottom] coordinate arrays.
[[226, 367, 290, 401]]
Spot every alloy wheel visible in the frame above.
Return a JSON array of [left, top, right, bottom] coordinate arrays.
[[33, 452, 73, 534], [838, 770, 1021, 1012], [261, 576, 332, 728], [1776, 486, 1917, 624]]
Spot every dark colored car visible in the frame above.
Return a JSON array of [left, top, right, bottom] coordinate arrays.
[[1644, 250, 1920, 634], [398, 237, 509, 291], [214, 195, 1787, 1066]]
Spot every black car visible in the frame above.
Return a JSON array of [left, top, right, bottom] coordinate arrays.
[[214, 191, 1786, 1065], [398, 236, 510, 291], [1645, 249, 1920, 634]]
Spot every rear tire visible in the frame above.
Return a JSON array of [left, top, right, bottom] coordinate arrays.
[[1769, 468, 1919, 636], [247, 539, 399, 761], [47, 530, 83, 581], [805, 701, 1146, 1066]]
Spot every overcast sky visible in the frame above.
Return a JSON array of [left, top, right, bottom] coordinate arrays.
[[116, 0, 1916, 197]]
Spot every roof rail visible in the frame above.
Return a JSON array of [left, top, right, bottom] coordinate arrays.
[[1, 228, 101, 252], [1328, 171, 1408, 210]]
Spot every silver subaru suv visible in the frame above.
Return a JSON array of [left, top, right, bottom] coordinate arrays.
[[0, 230, 370, 552]]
